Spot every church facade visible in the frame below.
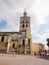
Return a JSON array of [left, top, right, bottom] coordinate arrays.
[[0, 10, 32, 54]]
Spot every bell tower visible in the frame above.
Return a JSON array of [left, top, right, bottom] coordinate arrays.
[[19, 9, 31, 54], [20, 9, 31, 38]]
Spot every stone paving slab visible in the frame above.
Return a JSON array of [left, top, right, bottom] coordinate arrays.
[[0, 54, 49, 65]]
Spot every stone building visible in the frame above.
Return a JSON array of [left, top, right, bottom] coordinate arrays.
[[0, 9, 44, 54], [31, 41, 44, 55], [0, 9, 32, 54]]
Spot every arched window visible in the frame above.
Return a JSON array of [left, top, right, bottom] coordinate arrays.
[[23, 21, 24, 23], [26, 24, 28, 27], [28, 39, 30, 45], [22, 24, 25, 27], [1, 36, 4, 42], [12, 43, 15, 48], [22, 39, 25, 46], [26, 21, 28, 23]]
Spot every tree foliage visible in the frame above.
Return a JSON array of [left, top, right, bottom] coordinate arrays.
[[47, 38, 49, 47]]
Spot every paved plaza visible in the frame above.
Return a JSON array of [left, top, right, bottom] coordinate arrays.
[[0, 54, 49, 65]]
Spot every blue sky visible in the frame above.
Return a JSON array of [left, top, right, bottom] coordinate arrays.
[[0, 20, 7, 29], [0, 0, 49, 49]]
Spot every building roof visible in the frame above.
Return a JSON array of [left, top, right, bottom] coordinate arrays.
[[0, 32, 22, 36]]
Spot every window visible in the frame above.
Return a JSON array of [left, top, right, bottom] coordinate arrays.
[[23, 21, 24, 23], [28, 39, 30, 53], [28, 39, 30, 45], [26, 24, 28, 27], [26, 21, 28, 23], [22, 39, 25, 46], [1, 36, 4, 42], [12, 43, 15, 48], [22, 24, 25, 27]]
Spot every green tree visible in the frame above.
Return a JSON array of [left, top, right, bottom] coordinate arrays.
[[47, 38, 49, 47]]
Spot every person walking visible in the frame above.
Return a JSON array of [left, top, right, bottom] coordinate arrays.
[[13, 52, 15, 57]]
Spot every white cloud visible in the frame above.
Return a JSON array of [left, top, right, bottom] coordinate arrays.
[[30, 0, 49, 31]]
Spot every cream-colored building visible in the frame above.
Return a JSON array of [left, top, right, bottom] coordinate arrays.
[[31, 40, 44, 54], [0, 9, 44, 54]]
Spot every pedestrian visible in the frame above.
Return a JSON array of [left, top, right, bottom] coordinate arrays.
[[13, 52, 15, 57]]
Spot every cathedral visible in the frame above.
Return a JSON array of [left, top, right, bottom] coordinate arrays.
[[0, 9, 32, 54]]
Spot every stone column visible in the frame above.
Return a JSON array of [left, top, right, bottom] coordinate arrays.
[[24, 39, 27, 54], [25, 46, 27, 54], [7, 36, 12, 53]]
